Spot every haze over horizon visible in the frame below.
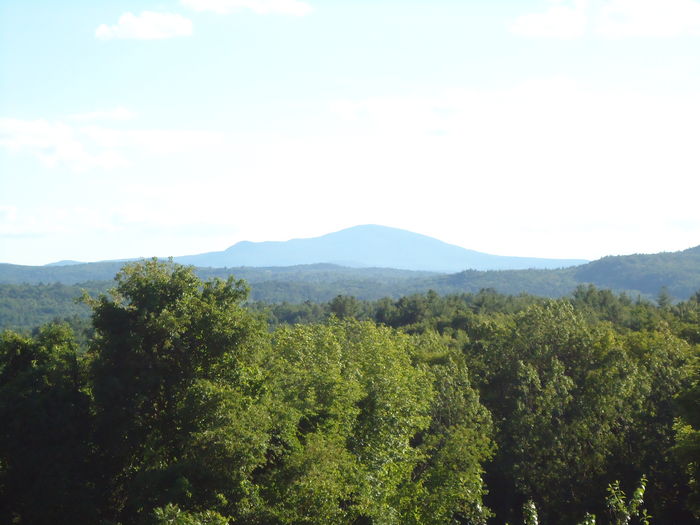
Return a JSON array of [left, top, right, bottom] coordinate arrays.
[[3, 1, 700, 266]]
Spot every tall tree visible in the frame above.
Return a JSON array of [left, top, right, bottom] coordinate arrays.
[[87, 259, 271, 523]]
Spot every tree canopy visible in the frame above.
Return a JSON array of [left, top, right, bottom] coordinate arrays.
[[1, 260, 698, 524]]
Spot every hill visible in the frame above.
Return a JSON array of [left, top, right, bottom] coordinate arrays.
[[0, 262, 436, 287], [0, 261, 126, 285], [573, 245, 700, 299], [173, 225, 587, 271], [2, 241, 700, 303], [44, 260, 84, 266], [4, 242, 700, 332], [3, 230, 700, 333]]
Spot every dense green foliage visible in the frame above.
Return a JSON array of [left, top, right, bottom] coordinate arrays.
[[0, 324, 95, 524], [0, 282, 98, 332], [673, 357, 700, 517], [1, 261, 699, 524], [575, 247, 700, 300]]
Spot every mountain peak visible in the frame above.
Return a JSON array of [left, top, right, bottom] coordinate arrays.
[[175, 225, 588, 272], [44, 260, 84, 267]]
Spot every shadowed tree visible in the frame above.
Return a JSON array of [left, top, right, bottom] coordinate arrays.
[[0, 324, 96, 524]]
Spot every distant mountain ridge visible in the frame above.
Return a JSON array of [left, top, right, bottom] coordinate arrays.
[[2, 225, 699, 305], [173, 225, 587, 272], [4, 241, 700, 332], [44, 260, 84, 267]]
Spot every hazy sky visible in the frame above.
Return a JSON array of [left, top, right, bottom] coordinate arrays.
[[2, 0, 700, 265]]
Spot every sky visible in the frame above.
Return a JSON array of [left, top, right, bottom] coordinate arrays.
[[2, 0, 700, 266]]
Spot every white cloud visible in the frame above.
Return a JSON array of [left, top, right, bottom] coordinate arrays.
[[323, 79, 700, 258], [327, 79, 700, 157], [511, 0, 589, 38], [513, 0, 700, 38], [597, 0, 700, 37], [81, 127, 229, 155], [0, 117, 231, 170], [181, 0, 313, 16], [0, 206, 18, 227], [95, 11, 193, 40], [4, 78, 700, 263], [69, 107, 137, 121], [0, 118, 126, 171], [0, 206, 120, 238]]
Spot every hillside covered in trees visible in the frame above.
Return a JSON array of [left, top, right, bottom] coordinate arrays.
[[3, 243, 700, 332], [1, 260, 699, 524]]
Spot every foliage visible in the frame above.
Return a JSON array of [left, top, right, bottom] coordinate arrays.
[[154, 503, 230, 525], [5, 243, 700, 329], [0, 324, 96, 524], [0, 281, 102, 333], [673, 362, 700, 518], [523, 500, 539, 525], [605, 476, 652, 525], [575, 246, 700, 300], [259, 321, 493, 524], [86, 259, 271, 523], [2, 260, 700, 524]]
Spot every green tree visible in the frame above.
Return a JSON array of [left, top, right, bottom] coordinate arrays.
[[154, 503, 229, 525], [605, 476, 652, 525], [406, 335, 494, 525], [616, 329, 695, 522], [261, 320, 434, 523], [87, 259, 272, 523], [673, 369, 700, 518], [479, 302, 640, 523], [255, 320, 494, 524], [329, 294, 362, 319], [0, 324, 96, 524]]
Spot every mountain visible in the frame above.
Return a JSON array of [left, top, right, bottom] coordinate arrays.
[[0, 261, 126, 285], [44, 260, 84, 267], [173, 225, 587, 272], [4, 244, 700, 331], [571, 245, 700, 299], [2, 225, 699, 310]]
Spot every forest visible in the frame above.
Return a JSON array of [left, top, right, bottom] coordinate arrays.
[[1, 259, 699, 524], [4, 243, 700, 333]]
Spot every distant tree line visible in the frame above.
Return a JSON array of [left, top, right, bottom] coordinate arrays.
[[3, 242, 700, 330]]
